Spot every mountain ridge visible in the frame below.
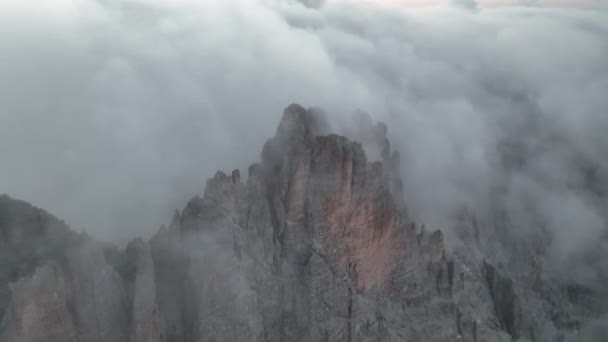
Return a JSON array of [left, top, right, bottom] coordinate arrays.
[[0, 104, 606, 342]]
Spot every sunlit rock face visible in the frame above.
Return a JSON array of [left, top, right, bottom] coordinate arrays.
[[0, 105, 605, 342]]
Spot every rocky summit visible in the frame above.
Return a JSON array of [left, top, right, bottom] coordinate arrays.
[[0, 104, 606, 342]]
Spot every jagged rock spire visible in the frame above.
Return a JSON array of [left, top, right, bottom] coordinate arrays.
[[274, 103, 329, 144]]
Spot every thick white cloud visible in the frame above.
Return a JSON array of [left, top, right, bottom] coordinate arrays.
[[0, 0, 606, 288]]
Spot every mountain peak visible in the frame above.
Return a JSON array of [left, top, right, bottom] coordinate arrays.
[[275, 103, 329, 143]]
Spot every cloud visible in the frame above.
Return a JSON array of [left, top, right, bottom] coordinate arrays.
[[0, 0, 606, 291], [449, 0, 478, 9], [297, 0, 326, 8]]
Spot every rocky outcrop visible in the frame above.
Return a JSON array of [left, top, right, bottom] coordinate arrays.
[[0, 195, 74, 323], [0, 233, 136, 342], [66, 236, 130, 341], [0, 104, 605, 342], [0, 263, 78, 342], [125, 239, 165, 342], [0, 198, 165, 342]]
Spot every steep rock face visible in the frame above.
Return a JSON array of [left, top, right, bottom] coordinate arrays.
[[483, 261, 519, 338], [0, 199, 166, 342], [0, 195, 73, 322], [247, 105, 411, 340], [0, 263, 78, 342], [64, 236, 130, 341], [124, 239, 166, 342], [149, 214, 189, 342], [0, 234, 132, 342]]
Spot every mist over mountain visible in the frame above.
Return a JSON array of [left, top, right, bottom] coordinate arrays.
[[1, 106, 607, 341], [1, 0, 606, 243], [1, 0, 607, 341]]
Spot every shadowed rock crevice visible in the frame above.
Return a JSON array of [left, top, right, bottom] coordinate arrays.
[[483, 261, 519, 338]]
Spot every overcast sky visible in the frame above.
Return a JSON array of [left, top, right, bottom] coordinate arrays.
[[352, 0, 603, 7], [0, 0, 607, 265]]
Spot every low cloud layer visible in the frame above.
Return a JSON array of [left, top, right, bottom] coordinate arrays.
[[1, 0, 606, 289]]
